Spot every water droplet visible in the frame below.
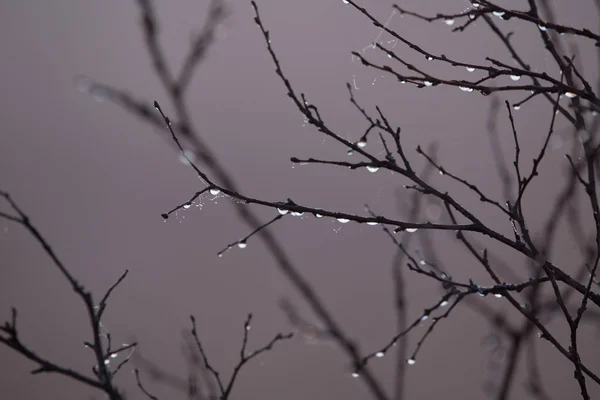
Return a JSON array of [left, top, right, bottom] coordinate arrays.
[[425, 55, 433, 61], [366, 221, 379, 226], [472, 1, 480, 7], [445, 18, 455, 26], [357, 140, 367, 148], [91, 87, 107, 103], [407, 358, 416, 365], [565, 92, 577, 98], [510, 75, 521, 81], [420, 315, 429, 322], [277, 208, 289, 215], [478, 292, 486, 297], [469, 13, 476, 20], [246, 324, 251, 331], [424, 80, 433, 87], [238, 241, 247, 249], [387, 53, 393, 59], [513, 104, 521, 110], [183, 203, 192, 209], [75, 75, 93, 93], [492, 11, 505, 17], [179, 150, 196, 165], [337, 218, 350, 224], [110, 353, 118, 359], [459, 86, 473, 92], [466, 66, 475, 72], [366, 166, 379, 173], [351, 372, 360, 378], [104, 359, 110, 365], [494, 293, 503, 298], [291, 211, 304, 216], [406, 228, 418, 233], [315, 213, 324, 218], [440, 300, 449, 307], [376, 352, 385, 358], [210, 188, 220, 196], [347, 149, 354, 156], [538, 24, 548, 31]]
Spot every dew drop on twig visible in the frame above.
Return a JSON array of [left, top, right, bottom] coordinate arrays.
[[91, 87, 107, 103], [179, 150, 196, 165], [75, 75, 93, 93]]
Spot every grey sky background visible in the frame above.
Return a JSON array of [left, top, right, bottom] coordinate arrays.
[[1, 0, 599, 399]]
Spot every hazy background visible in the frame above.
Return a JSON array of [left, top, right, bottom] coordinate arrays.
[[1, 0, 599, 399]]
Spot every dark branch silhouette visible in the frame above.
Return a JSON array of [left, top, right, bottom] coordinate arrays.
[[3, 0, 600, 399]]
